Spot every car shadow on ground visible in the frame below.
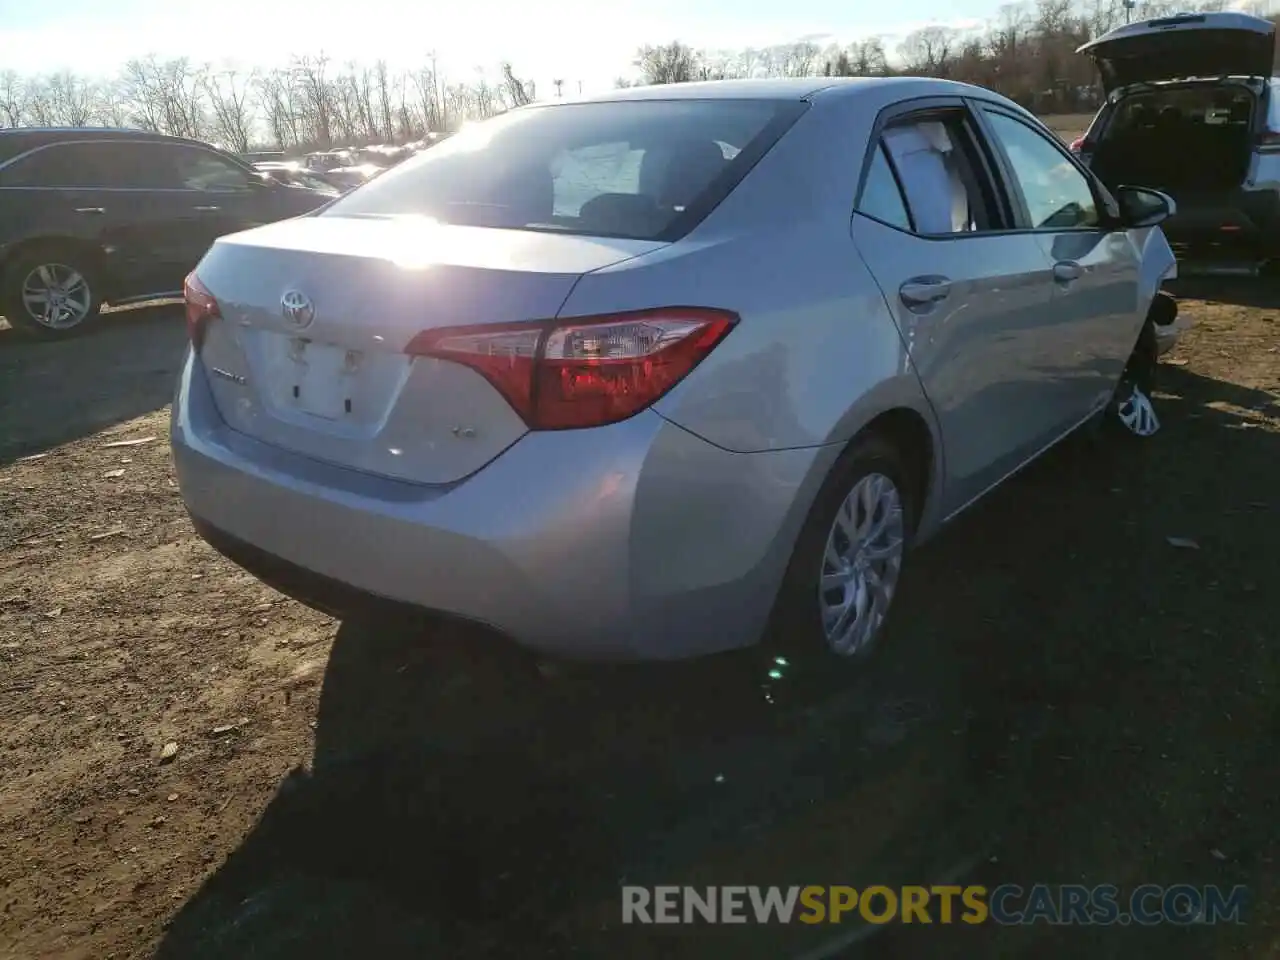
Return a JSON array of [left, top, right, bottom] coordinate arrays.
[[0, 304, 186, 466], [153, 364, 1279, 960], [1169, 275, 1280, 310]]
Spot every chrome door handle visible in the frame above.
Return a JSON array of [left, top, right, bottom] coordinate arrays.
[[1053, 261, 1083, 283], [74, 207, 105, 214], [899, 277, 952, 307], [193, 205, 221, 212]]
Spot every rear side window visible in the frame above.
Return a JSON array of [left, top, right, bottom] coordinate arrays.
[[859, 113, 996, 235], [323, 99, 804, 241], [856, 145, 912, 231], [0, 142, 141, 188], [0, 140, 226, 189]]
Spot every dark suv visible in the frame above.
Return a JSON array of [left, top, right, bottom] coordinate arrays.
[[1073, 12, 1280, 271], [0, 128, 334, 338]]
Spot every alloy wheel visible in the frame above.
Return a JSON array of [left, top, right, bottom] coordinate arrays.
[[20, 263, 94, 330], [818, 472, 906, 656]]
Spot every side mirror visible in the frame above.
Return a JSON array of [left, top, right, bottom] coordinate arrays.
[[1113, 185, 1176, 229]]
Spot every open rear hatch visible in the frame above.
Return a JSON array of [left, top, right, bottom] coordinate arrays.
[[191, 215, 664, 485], [1077, 12, 1277, 94]]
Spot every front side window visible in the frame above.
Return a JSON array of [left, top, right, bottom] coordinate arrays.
[[168, 147, 256, 191], [982, 111, 1100, 230], [323, 99, 802, 241]]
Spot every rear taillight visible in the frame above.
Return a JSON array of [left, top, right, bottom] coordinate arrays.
[[183, 272, 220, 350], [406, 307, 737, 430]]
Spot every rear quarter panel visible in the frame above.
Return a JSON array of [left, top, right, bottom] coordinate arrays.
[[559, 92, 939, 459]]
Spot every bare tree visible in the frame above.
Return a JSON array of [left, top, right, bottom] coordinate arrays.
[[499, 62, 534, 108], [899, 25, 960, 77], [0, 70, 27, 127], [293, 54, 333, 147], [255, 69, 297, 148], [635, 42, 701, 84], [374, 60, 394, 141], [412, 63, 444, 132], [118, 56, 207, 137], [24, 78, 57, 126], [771, 41, 823, 77], [205, 69, 256, 153], [45, 71, 100, 125]]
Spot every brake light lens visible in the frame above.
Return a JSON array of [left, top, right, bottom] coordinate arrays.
[[406, 308, 736, 430], [183, 272, 220, 350]]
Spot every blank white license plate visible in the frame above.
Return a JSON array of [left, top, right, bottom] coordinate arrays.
[[289, 340, 359, 420]]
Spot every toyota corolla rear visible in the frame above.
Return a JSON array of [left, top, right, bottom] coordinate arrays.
[[171, 94, 833, 660]]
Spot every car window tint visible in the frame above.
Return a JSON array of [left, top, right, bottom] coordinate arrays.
[[0, 142, 149, 188], [881, 119, 983, 234], [982, 111, 1100, 230], [322, 99, 800, 241], [857, 143, 912, 231], [169, 147, 254, 191]]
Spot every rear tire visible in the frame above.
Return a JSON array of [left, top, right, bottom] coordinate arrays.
[[1, 246, 103, 339], [769, 434, 917, 663]]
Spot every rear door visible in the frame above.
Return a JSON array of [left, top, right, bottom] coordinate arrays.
[[974, 104, 1142, 420], [849, 98, 1060, 516]]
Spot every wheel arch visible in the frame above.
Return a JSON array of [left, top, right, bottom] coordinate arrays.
[[818, 374, 947, 539], [1, 235, 108, 287]]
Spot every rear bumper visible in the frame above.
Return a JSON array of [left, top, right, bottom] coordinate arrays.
[[171, 351, 833, 661]]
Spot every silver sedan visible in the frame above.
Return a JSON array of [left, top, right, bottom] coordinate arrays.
[[172, 77, 1178, 661]]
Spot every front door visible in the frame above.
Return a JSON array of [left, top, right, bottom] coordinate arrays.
[[975, 105, 1144, 416]]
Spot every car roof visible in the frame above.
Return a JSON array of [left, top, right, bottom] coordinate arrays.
[[0, 127, 220, 164], [544, 76, 1009, 105]]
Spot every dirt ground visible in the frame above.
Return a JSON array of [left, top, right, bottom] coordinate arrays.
[[3, 239, 1280, 955]]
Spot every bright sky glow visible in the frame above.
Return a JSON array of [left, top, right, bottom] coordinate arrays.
[[0, 0, 992, 95]]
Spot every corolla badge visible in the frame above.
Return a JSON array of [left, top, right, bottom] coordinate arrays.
[[281, 290, 315, 329]]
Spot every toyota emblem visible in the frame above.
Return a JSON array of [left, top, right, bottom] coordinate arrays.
[[281, 290, 315, 329]]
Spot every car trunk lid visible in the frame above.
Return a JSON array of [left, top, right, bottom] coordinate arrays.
[[193, 215, 664, 484], [1077, 12, 1277, 95]]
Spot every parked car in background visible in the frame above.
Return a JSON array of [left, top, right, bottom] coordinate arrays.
[[1072, 11, 1280, 271], [357, 144, 414, 167], [321, 163, 385, 191], [242, 150, 286, 164], [303, 150, 355, 172], [174, 77, 1177, 663], [252, 161, 344, 197], [0, 128, 334, 338]]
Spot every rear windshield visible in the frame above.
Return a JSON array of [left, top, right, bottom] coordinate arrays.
[[322, 99, 802, 241]]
